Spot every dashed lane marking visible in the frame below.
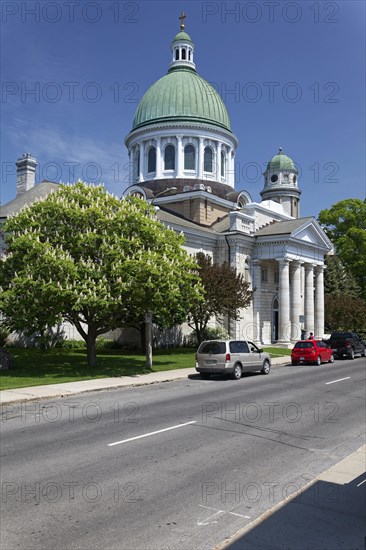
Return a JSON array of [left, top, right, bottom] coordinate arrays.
[[108, 420, 197, 446]]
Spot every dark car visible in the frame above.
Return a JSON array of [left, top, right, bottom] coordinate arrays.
[[291, 340, 334, 366], [328, 332, 366, 360]]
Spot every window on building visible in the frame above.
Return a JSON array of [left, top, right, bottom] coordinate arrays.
[[136, 151, 140, 180], [164, 145, 175, 170], [184, 145, 195, 170], [274, 270, 279, 284], [188, 50, 191, 60], [175, 49, 179, 61], [261, 267, 268, 283], [221, 151, 226, 177], [147, 147, 156, 173], [204, 147, 213, 172], [182, 48, 186, 60]]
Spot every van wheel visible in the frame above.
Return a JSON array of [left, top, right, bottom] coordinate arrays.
[[261, 360, 270, 375], [231, 364, 242, 380], [201, 373, 210, 379], [349, 348, 355, 360], [316, 356, 321, 366]]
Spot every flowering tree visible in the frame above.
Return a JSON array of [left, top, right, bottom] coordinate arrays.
[[0, 182, 202, 366]]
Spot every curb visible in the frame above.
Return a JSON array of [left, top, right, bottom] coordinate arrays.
[[0, 357, 291, 405]]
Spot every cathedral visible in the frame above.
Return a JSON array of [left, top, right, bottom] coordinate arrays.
[[1, 16, 333, 345]]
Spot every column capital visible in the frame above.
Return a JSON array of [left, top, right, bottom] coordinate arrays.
[[314, 264, 326, 272], [304, 262, 316, 269], [276, 257, 291, 266], [291, 259, 303, 268]]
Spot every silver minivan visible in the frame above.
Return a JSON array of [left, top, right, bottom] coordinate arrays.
[[195, 340, 271, 380]]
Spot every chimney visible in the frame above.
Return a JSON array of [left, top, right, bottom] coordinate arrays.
[[16, 153, 37, 196]]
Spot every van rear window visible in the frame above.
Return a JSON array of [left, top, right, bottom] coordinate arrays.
[[198, 342, 226, 354]]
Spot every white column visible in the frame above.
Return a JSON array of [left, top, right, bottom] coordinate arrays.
[[291, 260, 302, 341], [198, 137, 204, 179], [216, 142, 222, 181], [278, 259, 291, 342], [139, 141, 145, 182], [176, 135, 183, 177], [251, 259, 261, 344], [304, 263, 315, 337], [228, 148, 235, 187], [314, 265, 325, 339], [156, 137, 162, 179]]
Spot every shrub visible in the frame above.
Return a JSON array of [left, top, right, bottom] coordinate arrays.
[[186, 326, 230, 348]]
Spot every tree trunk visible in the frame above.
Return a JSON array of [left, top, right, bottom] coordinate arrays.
[[86, 332, 97, 367], [145, 312, 153, 370], [140, 322, 146, 353]]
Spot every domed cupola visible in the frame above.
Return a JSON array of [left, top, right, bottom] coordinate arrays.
[[261, 148, 301, 218], [124, 13, 238, 189], [169, 13, 195, 71]]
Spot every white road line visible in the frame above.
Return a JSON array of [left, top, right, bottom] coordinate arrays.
[[229, 512, 250, 518], [357, 479, 366, 487], [325, 377, 351, 385], [108, 420, 197, 447]]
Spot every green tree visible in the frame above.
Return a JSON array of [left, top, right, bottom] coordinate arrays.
[[324, 255, 361, 298], [325, 294, 366, 333], [319, 199, 366, 297], [187, 252, 253, 344], [0, 183, 202, 366]]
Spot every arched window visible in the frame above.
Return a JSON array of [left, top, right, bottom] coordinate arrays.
[[184, 145, 195, 170], [175, 49, 179, 61], [221, 151, 226, 177], [204, 147, 213, 172], [147, 147, 156, 173], [164, 145, 175, 170], [188, 50, 191, 60], [182, 48, 186, 60]]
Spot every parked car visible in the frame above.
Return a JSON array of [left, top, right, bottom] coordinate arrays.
[[195, 340, 271, 380], [291, 340, 334, 366], [327, 332, 366, 360]]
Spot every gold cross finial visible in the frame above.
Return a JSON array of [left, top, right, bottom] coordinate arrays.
[[179, 11, 186, 31]]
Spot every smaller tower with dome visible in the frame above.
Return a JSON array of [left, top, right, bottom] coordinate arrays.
[[261, 148, 301, 218]]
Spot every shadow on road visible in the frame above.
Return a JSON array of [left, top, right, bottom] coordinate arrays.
[[220, 472, 366, 550]]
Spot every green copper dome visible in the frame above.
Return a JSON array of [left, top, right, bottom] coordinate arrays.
[[132, 67, 231, 132], [172, 31, 193, 44], [266, 148, 297, 172]]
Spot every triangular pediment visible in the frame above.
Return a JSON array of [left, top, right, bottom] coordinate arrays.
[[291, 219, 332, 250]]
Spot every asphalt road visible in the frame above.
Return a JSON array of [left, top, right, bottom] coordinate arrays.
[[1, 358, 365, 550]]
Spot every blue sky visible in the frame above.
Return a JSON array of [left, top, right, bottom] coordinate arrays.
[[1, 0, 365, 217]]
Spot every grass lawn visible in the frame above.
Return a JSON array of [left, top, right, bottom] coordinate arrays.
[[0, 346, 291, 391], [0, 348, 196, 390]]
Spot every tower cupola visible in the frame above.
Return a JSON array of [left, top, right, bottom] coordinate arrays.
[[261, 148, 301, 218], [169, 12, 195, 71]]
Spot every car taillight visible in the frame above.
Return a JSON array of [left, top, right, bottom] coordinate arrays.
[[345, 339, 350, 348], [225, 353, 231, 362]]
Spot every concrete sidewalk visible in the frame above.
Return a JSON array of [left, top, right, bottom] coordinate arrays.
[[217, 444, 366, 550], [0, 356, 290, 404]]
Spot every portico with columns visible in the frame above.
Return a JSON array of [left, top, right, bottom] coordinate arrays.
[[248, 218, 332, 345]]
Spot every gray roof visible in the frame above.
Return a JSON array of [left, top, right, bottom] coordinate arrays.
[[0, 181, 59, 219], [255, 217, 314, 236]]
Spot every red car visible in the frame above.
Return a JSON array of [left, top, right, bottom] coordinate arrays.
[[291, 340, 334, 366]]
